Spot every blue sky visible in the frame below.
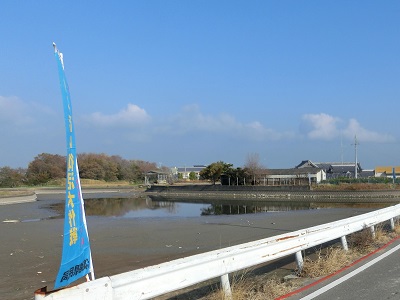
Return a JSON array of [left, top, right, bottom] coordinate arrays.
[[1, 1, 399, 170]]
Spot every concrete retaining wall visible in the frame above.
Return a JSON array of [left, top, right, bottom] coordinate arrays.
[[0, 193, 37, 205], [146, 184, 400, 201]]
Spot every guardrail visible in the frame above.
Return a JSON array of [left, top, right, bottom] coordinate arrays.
[[35, 203, 400, 300]]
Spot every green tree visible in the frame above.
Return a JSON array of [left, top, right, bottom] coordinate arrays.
[[200, 161, 233, 184], [111, 156, 142, 183], [189, 171, 196, 180], [225, 167, 250, 185]]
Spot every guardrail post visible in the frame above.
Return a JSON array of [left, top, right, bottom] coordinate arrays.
[[220, 274, 232, 300], [340, 236, 348, 251], [295, 251, 303, 273], [370, 225, 375, 238], [34, 287, 46, 300], [390, 218, 395, 231]]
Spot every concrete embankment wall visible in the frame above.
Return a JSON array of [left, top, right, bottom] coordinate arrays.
[[146, 184, 400, 202], [0, 193, 37, 205]]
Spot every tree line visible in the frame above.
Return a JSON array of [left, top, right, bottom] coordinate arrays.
[[0, 152, 266, 188], [0, 153, 159, 187], [199, 158, 265, 185]]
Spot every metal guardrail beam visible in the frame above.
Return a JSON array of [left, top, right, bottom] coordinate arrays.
[[35, 204, 400, 300]]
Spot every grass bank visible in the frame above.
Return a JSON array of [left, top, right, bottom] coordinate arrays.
[[0, 179, 139, 198], [313, 182, 400, 191]]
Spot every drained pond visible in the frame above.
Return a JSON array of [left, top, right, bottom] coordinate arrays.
[[47, 195, 393, 219]]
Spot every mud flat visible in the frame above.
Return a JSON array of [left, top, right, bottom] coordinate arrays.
[[0, 190, 382, 300]]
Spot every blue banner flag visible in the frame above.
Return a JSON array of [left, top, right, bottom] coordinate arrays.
[[53, 44, 94, 289], [393, 167, 396, 183]]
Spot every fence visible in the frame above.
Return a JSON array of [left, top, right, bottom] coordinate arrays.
[[35, 203, 400, 300]]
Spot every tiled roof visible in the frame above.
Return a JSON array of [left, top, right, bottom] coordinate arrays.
[[267, 167, 323, 175], [177, 167, 205, 173], [295, 160, 319, 168]]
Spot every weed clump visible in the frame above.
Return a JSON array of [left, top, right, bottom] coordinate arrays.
[[204, 273, 301, 300], [300, 247, 353, 278]]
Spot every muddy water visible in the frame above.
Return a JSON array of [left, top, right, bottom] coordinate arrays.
[[46, 195, 394, 219]]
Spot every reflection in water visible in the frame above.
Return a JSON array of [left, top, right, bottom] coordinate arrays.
[[48, 195, 394, 218], [200, 202, 311, 216], [83, 197, 183, 217]]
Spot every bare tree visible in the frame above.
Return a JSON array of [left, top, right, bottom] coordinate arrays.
[[244, 153, 265, 185]]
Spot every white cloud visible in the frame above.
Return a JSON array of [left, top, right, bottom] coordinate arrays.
[[0, 95, 34, 126], [78, 104, 396, 149], [302, 113, 341, 140], [342, 118, 395, 143], [0, 95, 56, 128], [84, 103, 151, 127], [162, 104, 291, 141], [301, 113, 395, 143]]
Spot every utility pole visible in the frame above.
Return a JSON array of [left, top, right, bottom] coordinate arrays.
[[353, 135, 359, 179], [340, 133, 344, 164]]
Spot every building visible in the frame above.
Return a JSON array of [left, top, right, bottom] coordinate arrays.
[[175, 165, 206, 180], [264, 167, 326, 185], [144, 170, 170, 185], [375, 166, 400, 178], [296, 160, 368, 179]]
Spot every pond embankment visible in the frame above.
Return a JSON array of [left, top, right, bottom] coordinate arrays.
[[146, 184, 400, 203], [0, 186, 140, 205]]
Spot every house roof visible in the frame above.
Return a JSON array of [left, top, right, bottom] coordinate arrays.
[[328, 165, 356, 174], [295, 160, 319, 168], [296, 160, 363, 171], [359, 170, 375, 177], [316, 162, 361, 170], [267, 167, 323, 175], [145, 170, 169, 175], [177, 166, 205, 173]]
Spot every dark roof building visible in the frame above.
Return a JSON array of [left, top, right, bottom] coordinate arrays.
[[295, 160, 370, 179], [174, 165, 206, 180]]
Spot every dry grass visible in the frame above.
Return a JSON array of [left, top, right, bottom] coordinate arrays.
[[302, 224, 397, 278], [0, 180, 135, 198], [203, 272, 302, 300], [300, 247, 355, 278], [314, 183, 399, 191], [0, 189, 33, 197], [0, 180, 136, 198], [201, 222, 400, 300], [348, 224, 396, 254], [80, 179, 134, 188], [394, 220, 400, 235]]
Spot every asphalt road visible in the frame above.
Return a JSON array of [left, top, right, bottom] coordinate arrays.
[[286, 238, 400, 300]]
